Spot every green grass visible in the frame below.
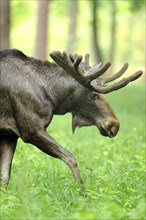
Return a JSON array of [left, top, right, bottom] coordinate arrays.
[[0, 85, 145, 220]]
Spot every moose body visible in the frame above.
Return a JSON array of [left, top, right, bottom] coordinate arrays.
[[0, 49, 142, 187]]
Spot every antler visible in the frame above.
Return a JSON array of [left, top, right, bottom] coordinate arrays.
[[50, 51, 143, 94]]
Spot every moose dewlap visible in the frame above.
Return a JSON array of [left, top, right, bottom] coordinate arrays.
[[0, 49, 143, 188]]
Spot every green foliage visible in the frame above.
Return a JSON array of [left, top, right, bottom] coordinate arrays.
[[0, 85, 145, 220], [10, 0, 144, 67], [11, 1, 35, 27], [129, 0, 145, 12]]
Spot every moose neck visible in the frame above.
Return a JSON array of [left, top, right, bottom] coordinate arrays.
[[40, 66, 83, 115]]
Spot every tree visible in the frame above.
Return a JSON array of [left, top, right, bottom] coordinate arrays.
[[109, 0, 116, 71], [92, 0, 103, 62], [129, 0, 144, 12], [124, 0, 144, 62], [67, 0, 78, 53], [0, 0, 10, 50], [35, 0, 50, 59]]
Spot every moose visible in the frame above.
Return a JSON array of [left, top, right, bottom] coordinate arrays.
[[0, 49, 143, 188]]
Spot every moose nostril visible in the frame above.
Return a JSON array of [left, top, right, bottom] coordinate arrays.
[[98, 119, 120, 138], [105, 120, 120, 137], [111, 125, 119, 136]]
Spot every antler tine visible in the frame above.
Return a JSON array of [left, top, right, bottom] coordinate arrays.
[[85, 62, 111, 81], [84, 54, 90, 65], [127, 70, 143, 81], [103, 63, 129, 83], [88, 62, 102, 73], [50, 51, 67, 67], [92, 70, 143, 94], [74, 55, 83, 70], [68, 53, 75, 63], [62, 52, 84, 81], [62, 51, 73, 65], [50, 51, 85, 85], [50, 51, 73, 74]]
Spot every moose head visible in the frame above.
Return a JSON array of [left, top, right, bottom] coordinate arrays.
[[50, 51, 142, 138]]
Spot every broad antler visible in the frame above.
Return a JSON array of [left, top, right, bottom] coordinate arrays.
[[50, 51, 143, 94]]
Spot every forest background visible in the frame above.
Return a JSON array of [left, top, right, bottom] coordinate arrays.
[[0, 0, 145, 220], [0, 0, 145, 73]]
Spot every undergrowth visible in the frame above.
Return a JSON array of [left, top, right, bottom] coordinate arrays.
[[0, 85, 145, 220]]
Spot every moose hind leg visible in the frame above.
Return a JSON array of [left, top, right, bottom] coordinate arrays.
[[0, 136, 17, 186]]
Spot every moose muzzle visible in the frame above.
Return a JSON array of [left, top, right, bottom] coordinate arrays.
[[98, 119, 120, 138]]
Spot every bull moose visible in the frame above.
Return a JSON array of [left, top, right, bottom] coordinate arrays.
[[0, 49, 143, 187]]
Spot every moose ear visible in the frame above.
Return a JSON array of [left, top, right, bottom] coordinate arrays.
[[90, 92, 100, 100]]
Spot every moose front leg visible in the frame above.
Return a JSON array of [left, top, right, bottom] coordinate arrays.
[[23, 131, 83, 188]]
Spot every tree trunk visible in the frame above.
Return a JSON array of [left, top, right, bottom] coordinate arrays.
[[0, 0, 10, 50], [67, 0, 78, 53], [35, 0, 50, 59], [109, 0, 116, 71], [92, 0, 103, 62]]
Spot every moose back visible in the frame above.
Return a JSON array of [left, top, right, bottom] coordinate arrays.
[[0, 49, 142, 187]]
